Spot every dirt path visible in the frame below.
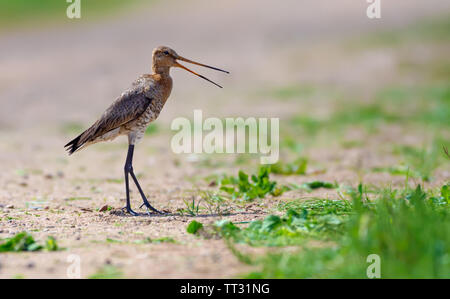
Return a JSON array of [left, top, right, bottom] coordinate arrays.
[[0, 0, 449, 278]]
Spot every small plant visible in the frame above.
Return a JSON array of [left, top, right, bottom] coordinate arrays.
[[444, 146, 449, 159], [151, 237, 176, 244], [88, 265, 123, 279], [178, 197, 201, 216], [372, 165, 419, 178], [269, 158, 308, 175], [278, 198, 352, 216], [218, 167, 284, 201], [215, 205, 348, 246], [0, 232, 59, 252], [106, 238, 122, 243], [389, 141, 444, 181], [238, 183, 450, 278], [45, 236, 59, 251], [200, 191, 232, 216], [133, 237, 176, 244], [302, 181, 336, 190], [285, 181, 338, 191], [186, 220, 203, 234]]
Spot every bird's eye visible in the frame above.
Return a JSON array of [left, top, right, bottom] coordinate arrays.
[[163, 51, 169, 56]]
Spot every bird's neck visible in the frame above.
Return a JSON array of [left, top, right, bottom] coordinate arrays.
[[152, 65, 171, 77]]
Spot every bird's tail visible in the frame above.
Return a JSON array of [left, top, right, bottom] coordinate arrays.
[[65, 125, 97, 155], [65, 121, 105, 155], [64, 133, 84, 155]]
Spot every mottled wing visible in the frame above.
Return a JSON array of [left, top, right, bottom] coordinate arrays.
[[65, 85, 152, 154]]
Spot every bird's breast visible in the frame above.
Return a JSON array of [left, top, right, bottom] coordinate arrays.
[[143, 73, 173, 103], [124, 74, 173, 144]]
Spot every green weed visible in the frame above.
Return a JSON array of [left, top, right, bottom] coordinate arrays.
[[133, 237, 176, 244], [0, 232, 59, 252], [218, 167, 284, 201], [215, 208, 347, 246], [178, 197, 201, 216], [242, 183, 450, 278], [88, 265, 123, 279], [200, 191, 233, 216], [285, 181, 338, 192], [186, 220, 203, 234], [269, 158, 308, 175]]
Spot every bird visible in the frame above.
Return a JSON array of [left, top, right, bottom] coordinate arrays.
[[65, 46, 228, 216]]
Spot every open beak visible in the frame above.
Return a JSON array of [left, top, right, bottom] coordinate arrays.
[[175, 56, 229, 88]]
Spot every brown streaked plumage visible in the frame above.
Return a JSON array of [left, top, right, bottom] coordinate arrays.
[[65, 46, 228, 215]]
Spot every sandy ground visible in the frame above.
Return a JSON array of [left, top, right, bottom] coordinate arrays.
[[0, 0, 449, 278]]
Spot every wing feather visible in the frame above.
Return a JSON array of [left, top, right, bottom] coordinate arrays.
[[65, 84, 152, 154]]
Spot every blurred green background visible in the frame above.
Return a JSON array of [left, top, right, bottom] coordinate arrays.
[[0, 0, 145, 30]]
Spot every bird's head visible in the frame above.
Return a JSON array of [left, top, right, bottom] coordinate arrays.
[[152, 46, 229, 88]]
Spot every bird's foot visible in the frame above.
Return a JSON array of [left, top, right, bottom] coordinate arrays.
[[122, 206, 139, 216], [139, 201, 165, 215]]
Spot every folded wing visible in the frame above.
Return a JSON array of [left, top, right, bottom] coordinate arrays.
[[65, 86, 152, 154]]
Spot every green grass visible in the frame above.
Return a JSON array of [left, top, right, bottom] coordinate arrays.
[[277, 198, 353, 216], [216, 209, 347, 246], [0, 0, 145, 31], [186, 182, 450, 278], [217, 167, 284, 202], [345, 16, 450, 50], [372, 137, 449, 181], [187, 197, 353, 245], [88, 265, 123, 279], [283, 84, 449, 137], [268, 158, 308, 175], [178, 192, 232, 216], [279, 84, 449, 186], [178, 197, 201, 216], [0, 232, 59, 252], [133, 237, 176, 244], [230, 183, 450, 278], [187, 220, 204, 234], [199, 191, 233, 216], [64, 197, 92, 201], [265, 84, 319, 100]]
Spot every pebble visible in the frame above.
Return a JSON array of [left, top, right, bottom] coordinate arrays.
[[6, 204, 14, 209]]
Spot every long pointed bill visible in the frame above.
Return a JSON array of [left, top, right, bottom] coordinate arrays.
[[175, 56, 229, 88], [178, 56, 229, 74]]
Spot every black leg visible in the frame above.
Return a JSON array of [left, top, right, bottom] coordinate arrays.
[[123, 144, 163, 215], [124, 144, 138, 216], [130, 171, 164, 214]]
